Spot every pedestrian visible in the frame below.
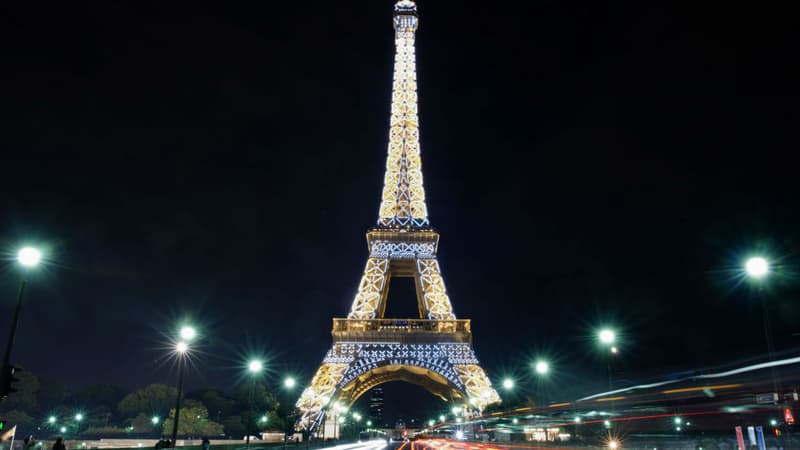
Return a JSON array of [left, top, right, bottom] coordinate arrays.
[[52, 438, 66, 450], [201, 438, 210, 450], [24, 437, 37, 450]]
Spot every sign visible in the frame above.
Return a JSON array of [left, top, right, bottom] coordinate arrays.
[[755, 426, 766, 450], [785, 407, 795, 425], [756, 392, 779, 404], [735, 426, 745, 450]]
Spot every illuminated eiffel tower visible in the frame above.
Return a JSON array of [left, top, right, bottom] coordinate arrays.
[[295, 0, 500, 431]]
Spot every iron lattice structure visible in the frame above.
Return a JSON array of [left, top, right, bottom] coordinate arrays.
[[295, 0, 500, 431]]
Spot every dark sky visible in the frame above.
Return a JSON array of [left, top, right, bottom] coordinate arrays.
[[1, 0, 798, 424]]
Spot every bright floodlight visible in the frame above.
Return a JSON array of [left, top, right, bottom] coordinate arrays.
[[284, 377, 296, 389], [608, 439, 619, 449], [745, 257, 769, 279], [48, 416, 56, 424], [248, 360, 264, 373], [180, 326, 196, 341], [535, 360, 549, 375], [151, 416, 159, 424], [176, 341, 189, 353], [17, 247, 42, 267], [75, 413, 83, 421], [599, 329, 616, 345], [502, 378, 514, 390]]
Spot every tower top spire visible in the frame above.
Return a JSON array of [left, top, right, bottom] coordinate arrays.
[[377, 0, 429, 229]]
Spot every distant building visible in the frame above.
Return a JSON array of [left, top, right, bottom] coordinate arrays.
[[369, 387, 384, 426]]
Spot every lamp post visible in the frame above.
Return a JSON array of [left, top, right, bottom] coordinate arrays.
[[1, 247, 42, 395], [534, 360, 549, 405], [246, 360, 264, 449], [282, 376, 297, 450], [744, 256, 788, 445], [598, 328, 616, 390], [170, 326, 195, 449]]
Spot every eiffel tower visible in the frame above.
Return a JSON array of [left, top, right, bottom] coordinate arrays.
[[295, 0, 500, 431]]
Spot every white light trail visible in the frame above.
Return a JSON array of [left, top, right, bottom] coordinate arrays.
[[315, 439, 388, 450], [578, 355, 800, 401]]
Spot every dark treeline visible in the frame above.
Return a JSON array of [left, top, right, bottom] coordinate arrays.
[[0, 367, 290, 440]]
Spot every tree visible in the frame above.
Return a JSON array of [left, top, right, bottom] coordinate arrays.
[[1, 410, 33, 435], [118, 384, 177, 417], [0, 367, 39, 412], [161, 400, 224, 437], [222, 415, 245, 438]]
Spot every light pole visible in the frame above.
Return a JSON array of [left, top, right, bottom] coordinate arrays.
[[246, 360, 264, 449], [598, 328, 616, 390], [282, 376, 297, 450], [534, 360, 549, 405], [745, 257, 777, 385], [170, 325, 195, 449], [744, 256, 788, 445], [1, 247, 42, 396]]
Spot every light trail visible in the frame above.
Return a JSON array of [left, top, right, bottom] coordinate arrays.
[[577, 355, 800, 401], [316, 439, 388, 450]]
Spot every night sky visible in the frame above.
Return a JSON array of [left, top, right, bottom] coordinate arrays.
[[1, 0, 798, 424]]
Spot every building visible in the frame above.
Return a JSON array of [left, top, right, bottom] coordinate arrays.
[[368, 387, 384, 426]]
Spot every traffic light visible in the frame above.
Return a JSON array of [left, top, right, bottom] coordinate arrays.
[[0, 365, 20, 398], [0, 420, 6, 430]]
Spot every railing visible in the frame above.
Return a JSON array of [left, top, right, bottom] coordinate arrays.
[[331, 318, 471, 343]]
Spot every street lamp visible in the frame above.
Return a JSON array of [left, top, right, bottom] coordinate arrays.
[[598, 328, 617, 390], [1, 247, 43, 397], [246, 359, 264, 449], [502, 378, 514, 390], [746, 257, 769, 279], [179, 326, 196, 342], [48, 416, 56, 425], [599, 329, 615, 345], [439, 415, 445, 423], [75, 413, 83, 422], [535, 361, 549, 375], [60, 427, 67, 434], [152, 416, 160, 425], [170, 327, 194, 450], [284, 377, 296, 389]]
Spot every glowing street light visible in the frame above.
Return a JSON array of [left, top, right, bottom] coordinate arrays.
[[608, 439, 619, 449], [75, 413, 83, 422], [17, 247, 42, 267], [366, 420, 372, 427], [745, 257, 769, 279], [439, 415, 445, 422], [284, 377, 296, 389], [60, 426, 67, 434], [176, 341, 189, 353], [599, 329, 615, 345], [428, 420, 435, 427], [451, 406, 462, 416], [260, 415, 268, 424], [151, 416, 160, 425], [512, 418, 519, 424], [180, 326, 196, 341], [535, 360, 549, 375], [674, 417, 682, 425], [574, 417, 581, 423], [48, 416, 56, 424], [502, 378, 514, 390], [248, 360, 264, 373]]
